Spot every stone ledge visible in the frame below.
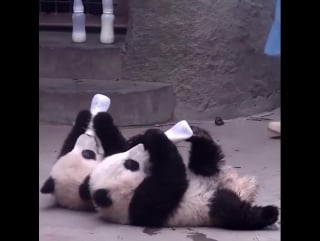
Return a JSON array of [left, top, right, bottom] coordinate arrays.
[[39, 78, 175, 126]]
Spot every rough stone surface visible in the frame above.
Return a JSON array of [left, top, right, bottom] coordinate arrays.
[[39, 78, 175, 126], [121, 0, 280, 120]]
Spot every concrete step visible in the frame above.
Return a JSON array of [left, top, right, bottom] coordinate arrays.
[[39, 78, 175, 126], [39, 13, 128, 31], [39, 31, 124, 80]]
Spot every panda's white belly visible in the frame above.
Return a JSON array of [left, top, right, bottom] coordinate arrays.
[[216, 165, 258, 203], [165, 172, 219, 227]]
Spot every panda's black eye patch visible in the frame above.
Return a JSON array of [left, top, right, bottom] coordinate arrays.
[[82, 150, 96, 160], [40, 177, 55, 194], [124, 159, 140, 171]]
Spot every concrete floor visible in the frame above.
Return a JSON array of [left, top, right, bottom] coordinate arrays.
[[39, 109, 281, 241]]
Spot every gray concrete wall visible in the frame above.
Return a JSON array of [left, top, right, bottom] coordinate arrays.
[[121, 0, 280, 120]]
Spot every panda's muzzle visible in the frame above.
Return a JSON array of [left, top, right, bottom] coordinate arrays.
[[93, 189, 113, 207]]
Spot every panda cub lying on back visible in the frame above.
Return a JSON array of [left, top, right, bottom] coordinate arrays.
[[40, 110, 129, 210], [81, 126, 279, 230]]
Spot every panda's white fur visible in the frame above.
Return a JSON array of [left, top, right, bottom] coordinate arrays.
[[87, 128, 278, 229], [48, 134, 102, 210], [90, 144, 150, 223], [215, 165, 258, 203]]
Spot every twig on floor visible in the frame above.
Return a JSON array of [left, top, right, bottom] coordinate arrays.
[[247, 117, 273, 121], [246, 112, 275, 121]]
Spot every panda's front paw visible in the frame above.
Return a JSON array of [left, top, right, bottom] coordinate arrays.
[[74, 110, 92, 131], [187, 126, 213, 142], [142, 129, 169, 153], [93, 112, 114, 131]]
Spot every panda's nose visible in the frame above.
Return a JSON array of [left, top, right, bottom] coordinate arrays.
[[93, 189, 112, 207]]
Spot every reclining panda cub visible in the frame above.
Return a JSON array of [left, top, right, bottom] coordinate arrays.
[[80, 126, 279, 230], [40, 110, 130, 210]]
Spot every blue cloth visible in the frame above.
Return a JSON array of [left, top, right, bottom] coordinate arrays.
[[264, 0, 281, 56]]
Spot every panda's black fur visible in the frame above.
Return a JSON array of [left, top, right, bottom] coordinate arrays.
[[57, 109, 92, 159], [85, 127, 279, 230]]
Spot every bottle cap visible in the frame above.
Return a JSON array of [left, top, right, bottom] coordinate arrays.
[[102, 0, 113, 13], [73, 0, 84, 13]]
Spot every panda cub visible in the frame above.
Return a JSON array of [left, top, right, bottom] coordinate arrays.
[[82, 127, 279, 230], [40, 110, 128, 210]]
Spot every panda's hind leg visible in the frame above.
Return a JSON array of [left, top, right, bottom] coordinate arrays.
[[186, 126, 225, 177], [58, 110, 91, 158], [210, 188, 279, 230]]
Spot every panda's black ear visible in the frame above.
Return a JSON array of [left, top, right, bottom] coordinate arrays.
[[40, 177, 55, 194]]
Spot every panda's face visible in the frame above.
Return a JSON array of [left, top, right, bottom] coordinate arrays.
[[87, 144, 150, 223], [41, 134, 103, 210]]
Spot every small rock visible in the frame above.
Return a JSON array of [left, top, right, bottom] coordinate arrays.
[[215, 117, 224, 126]]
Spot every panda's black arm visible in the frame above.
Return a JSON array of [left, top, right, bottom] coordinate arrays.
[[186, 125, 225, 176], [93, 112, 128, 157], [126, 134, 144, 149], [129, 129, 188, 227], [58, 110, 91, 158]]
